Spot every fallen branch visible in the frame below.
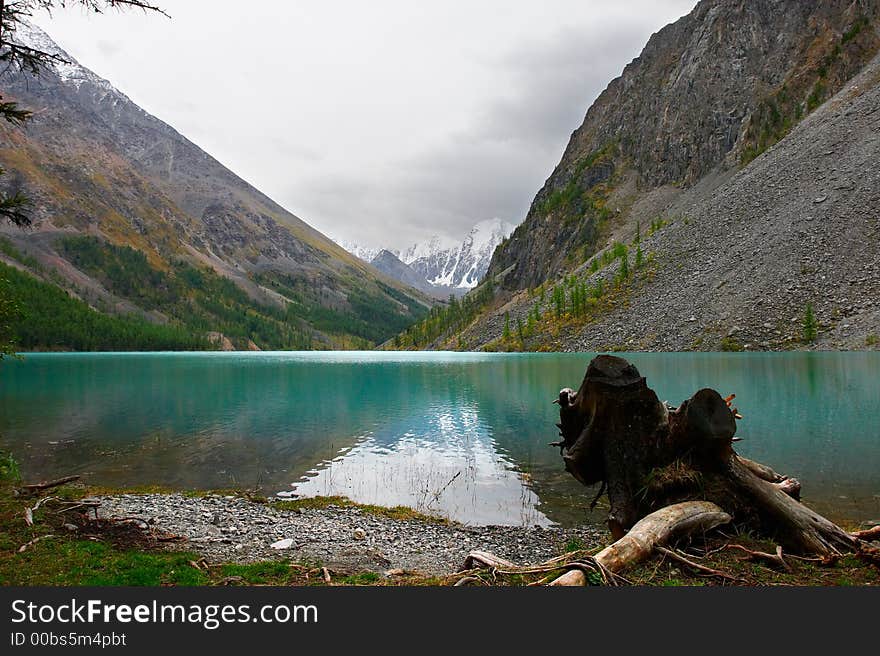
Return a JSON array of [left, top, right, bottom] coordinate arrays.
[[321, 567, 332, 584], [461, 550, 517, 571], [453, 576, 482, 587], [549, 501, 732, 585], [18, 535, 55, 553], [23, 496, 58, 526], [724, 544, 792, 572], [655, 546, 743, 582], [851, 526, 880, 542], [17, 476, 80, 495]]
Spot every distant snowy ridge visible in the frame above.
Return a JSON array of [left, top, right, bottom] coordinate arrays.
[[336, 240, 385, 264], [404, 219, 515, 290], [335, 219, 515, 295]]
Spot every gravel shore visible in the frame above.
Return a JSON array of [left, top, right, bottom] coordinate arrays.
[[98, 494, 603, 575]]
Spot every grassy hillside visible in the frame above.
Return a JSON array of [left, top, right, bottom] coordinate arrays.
[[1, 261, 208, 351], [1, 235, 430, 351], [0, 25, 433, 351]]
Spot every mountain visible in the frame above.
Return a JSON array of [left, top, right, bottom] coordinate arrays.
[[336, 241, 384, 265], [402, 0, 880, 352], [0, 23, 431, 350], [404, 219, 515, 290], [338, 218, 515, 299], [368, 250, 442, 297]]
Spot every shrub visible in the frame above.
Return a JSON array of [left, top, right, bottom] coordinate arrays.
[[0, 449, 20, 483], [720, 337, 744, 352], [802, 303, 818, 343]]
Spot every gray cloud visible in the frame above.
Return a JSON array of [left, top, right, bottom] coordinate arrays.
[[34, 1, 695, 250]]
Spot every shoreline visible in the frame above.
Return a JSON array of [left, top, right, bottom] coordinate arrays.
[[2, 483, 878, 586], [96, 493, 601, 575]]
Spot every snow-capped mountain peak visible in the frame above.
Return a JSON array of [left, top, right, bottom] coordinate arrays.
[[402, 218, 515, 290], [336, 219, 515, 295], [336, 240, 386, 264], [11, 22, 119, 94]]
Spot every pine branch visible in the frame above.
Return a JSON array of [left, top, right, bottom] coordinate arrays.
[[0, 190, 31, 227], [0, 97, 31, 124]]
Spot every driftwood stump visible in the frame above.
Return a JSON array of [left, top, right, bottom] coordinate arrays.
[[554, 355, 857, 556]]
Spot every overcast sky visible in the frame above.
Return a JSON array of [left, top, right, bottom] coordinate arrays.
[[34, 0, 694, 250]]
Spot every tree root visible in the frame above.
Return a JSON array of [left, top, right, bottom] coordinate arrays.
[[454, 552, 619, 587], [548, 501, 731, 585]]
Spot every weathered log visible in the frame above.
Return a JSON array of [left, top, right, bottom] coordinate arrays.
[[851, 526, 880, 541], [461, 550, 518, 571], [737, 455, 801, 499], [554, 355, 858, 557], [727, 456, 856, 554], [549, 501, 731, 585], [737, 456, 784, 482]]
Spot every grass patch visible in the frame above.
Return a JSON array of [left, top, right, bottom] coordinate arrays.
[[720, 336, 744, 352], [270, 496, 451, 524], [1, 457, 876, 588]]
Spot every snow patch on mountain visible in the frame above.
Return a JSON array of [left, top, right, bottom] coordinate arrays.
[[12, 22, 119, 94], [336, 240, 385, 264], [404, 219, 516, 290], [335, 219, 515, 294]]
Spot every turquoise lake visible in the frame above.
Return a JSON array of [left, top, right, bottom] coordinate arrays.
[[0, 351, 878, 527]]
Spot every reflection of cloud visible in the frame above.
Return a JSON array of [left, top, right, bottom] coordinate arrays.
[[291, 404, 552, 526]]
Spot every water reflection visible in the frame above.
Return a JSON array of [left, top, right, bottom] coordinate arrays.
[[290, 404, 550, 525], [0, 351, 877, 527]]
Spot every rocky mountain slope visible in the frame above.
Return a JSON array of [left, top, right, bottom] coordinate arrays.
[[368, 249, 445, 298], [0, 23, 431, 350], [489, 0, 880, 291], [412, 0, 880, 352]]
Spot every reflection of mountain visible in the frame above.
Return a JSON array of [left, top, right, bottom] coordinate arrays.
[[1, 352, 877, 526], [291, 404, 551, 526]]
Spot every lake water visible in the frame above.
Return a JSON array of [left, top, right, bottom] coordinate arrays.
[[0, 352, 878, 527]]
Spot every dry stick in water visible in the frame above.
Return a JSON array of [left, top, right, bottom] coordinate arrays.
[[431, 471, 461, 504], [18, 476, 81, 495]]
